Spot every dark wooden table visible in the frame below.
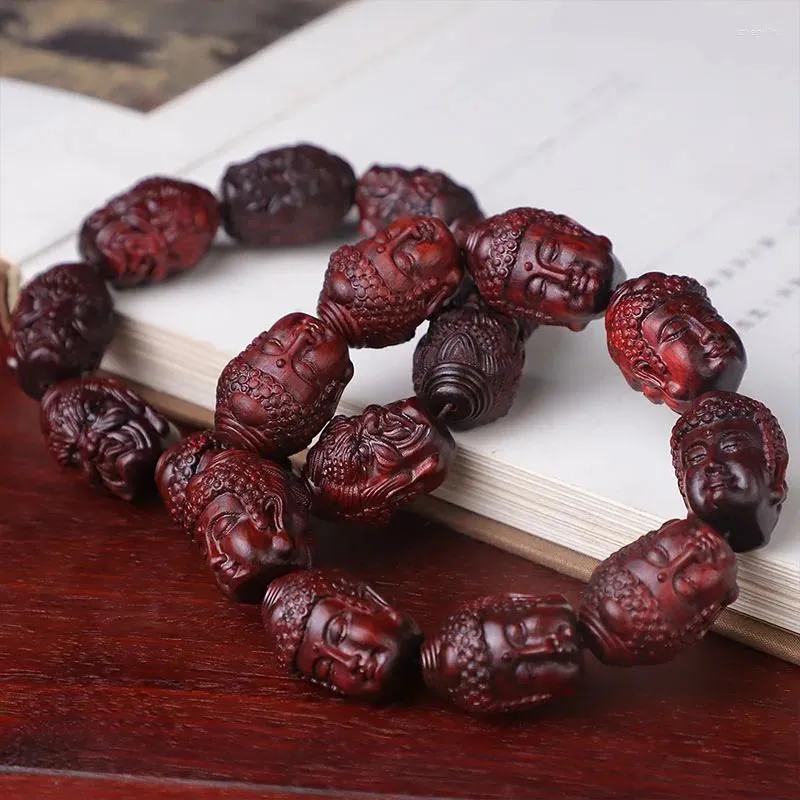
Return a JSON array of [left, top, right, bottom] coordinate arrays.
[[0, 367, 797, 799]]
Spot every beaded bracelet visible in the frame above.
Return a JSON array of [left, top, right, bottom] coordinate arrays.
[[0, 142, 788, 715]]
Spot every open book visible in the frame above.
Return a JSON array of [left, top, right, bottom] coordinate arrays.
[[4, 1, 798, 645]]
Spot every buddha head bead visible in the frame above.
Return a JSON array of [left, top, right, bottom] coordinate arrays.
[[670, 392, 788, 552], [79, 177, 220, 288], [579, 516, 738, 666], [155, 429, 228, 531], [420, 594, 582, 714], [214, 312, 353, 459], [184, 450, 311, 602], [220, 143, 356, 246], [8, 262, 115, 399], [355, 165, 484, 247], [605, 273, 746, 413], [465, 207, 616, 331], [302, 396, 455, 525], [413, 290, 526, 429], [262, 570, 422, 701], [317, 216, 463, 348], [40, 376, 179, 501]]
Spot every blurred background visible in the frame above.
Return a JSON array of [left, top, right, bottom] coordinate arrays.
[[0, 0, 344, 110]]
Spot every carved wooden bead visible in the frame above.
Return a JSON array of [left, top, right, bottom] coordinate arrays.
[[303, 396, 455, 525], [184, 450, 312, 602], [413, 290, 526, 429], [155, 429, 228, 531], [7, 262, 115, 399], [605, 273, 747, 413], [355, 165, 483, 247], [79, 177, 220, 288], [215, 312, 353, 459], [220, 143, 356, 246], [262, 570, 422, 701], [421, 593, 582, 714], [670, 391, 788, 552], [578, 516, 738, 666], [40, 376, 178, 501], [318, 216, 463, 348], [465, 207, 616, 331]]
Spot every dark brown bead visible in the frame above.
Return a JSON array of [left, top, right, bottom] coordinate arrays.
[[302, 396, 455, 526], [465, 207, 616, 331], [79, 176, 220, 288], [262, 569, 422, 701], [155, 429, 228, 531], [184, 450, 312, 603], [40, 376, 179, 501], [355, 165, 483, 247], [670, 391, 788, 552], [214, 312, 353, 460], [7, 262, 115, 399], [220, 143, 355, 246], [605, 273, 746, 413], [421, 593, 582, 714], [578, 516, 738, 666], [413, 291, 526, 429], [318, 216, 463, 348]]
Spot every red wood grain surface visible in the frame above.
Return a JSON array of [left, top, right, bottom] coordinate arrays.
[[0, 367, 797, 800]]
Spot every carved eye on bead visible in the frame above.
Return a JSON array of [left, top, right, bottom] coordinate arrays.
[[578, 516, 738, 666], [317, 216, 463, 348], [8, 262, 116, 399], [220, 143, 356, 246], [302, 396, 455, 525], [79, 177, 220, 288], [421, 593, 583, 714]]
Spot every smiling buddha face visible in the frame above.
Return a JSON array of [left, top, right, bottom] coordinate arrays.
[[670, 391, 788, 552]]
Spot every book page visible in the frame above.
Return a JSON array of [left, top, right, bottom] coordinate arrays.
[[0, 78, 187, 266], [22, 1, 800, 571]]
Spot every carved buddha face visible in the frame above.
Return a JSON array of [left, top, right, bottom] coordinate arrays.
[[639, 300, 745, 405], [243, 312, 351, 406], [185, 452, 311, 602], [421, 594, 582, 713], [215, 313, 353, 458], [670, 392, 788, 551], [360, 216, 460, 302], [293, 592, 407, 698], [466, 208, 615, 331], [509, 225, 614, 329], [263, 571, 422, 700], [480, 599, 580, 707], [606, 274, 746, 412], [303, 397, 454, 524], [579, 517, 738, 665]]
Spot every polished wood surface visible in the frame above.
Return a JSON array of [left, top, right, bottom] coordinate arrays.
[[0, 367, 797, 799]]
